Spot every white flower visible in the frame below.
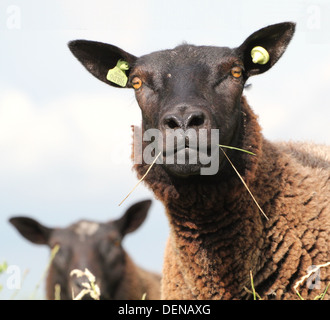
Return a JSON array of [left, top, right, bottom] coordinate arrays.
[[70, 268, 101, 300]]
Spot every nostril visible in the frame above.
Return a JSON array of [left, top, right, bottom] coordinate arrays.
[[166, 119, 179, 129], [187, 112, 205, 128], [163, 115, 182, 129], [162, 111, 207, 130]]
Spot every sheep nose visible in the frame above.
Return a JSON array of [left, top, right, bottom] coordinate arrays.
[[162, 111, 207, 131]]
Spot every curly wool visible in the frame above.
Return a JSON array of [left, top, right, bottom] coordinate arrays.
[[133, 96, 329, 300]]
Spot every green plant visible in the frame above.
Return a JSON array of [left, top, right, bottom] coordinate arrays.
[[244, 270, 262, 300], [0, 261, 8, 292], [30, 244, 60, 299]]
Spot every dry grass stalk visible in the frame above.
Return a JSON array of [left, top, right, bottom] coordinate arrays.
[[70, 268, 101, 300], [220, 147, 269, 221], [118, 151, 162, 206], [293, 262, 330, 300]]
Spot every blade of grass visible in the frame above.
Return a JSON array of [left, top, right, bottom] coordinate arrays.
[[10, 268, 29, 300], [219, 144, 256, 156], [317, 282, 330, 300], [250, 270, 256, 300], [244, 271, 262, 300], [30, 244, 60, 299], [119, 151, 162, 206], [296, 290, 304, 300], [220, 147, 269, 221], [0, 261, 8, 274], [54, 284, 61, 300]]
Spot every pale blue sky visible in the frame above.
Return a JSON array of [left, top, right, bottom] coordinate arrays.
[[1, 0, 330, 299]]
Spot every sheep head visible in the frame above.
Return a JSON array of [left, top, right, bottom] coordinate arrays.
[[68, 22, 295, 178]]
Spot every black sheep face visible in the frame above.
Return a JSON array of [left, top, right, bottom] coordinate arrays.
[[9, 200, 151, 300], [68, 22, 295, 177]]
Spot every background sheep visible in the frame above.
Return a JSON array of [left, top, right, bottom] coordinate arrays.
[[9, 200, 161, 300], [68, 22, 329, 299]]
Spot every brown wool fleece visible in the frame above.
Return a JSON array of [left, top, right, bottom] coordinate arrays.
[[133, 96, 329, 300]]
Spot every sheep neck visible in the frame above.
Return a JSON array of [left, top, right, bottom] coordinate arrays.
[[164, 179, 267, 298], [133, 96, 270, 298]]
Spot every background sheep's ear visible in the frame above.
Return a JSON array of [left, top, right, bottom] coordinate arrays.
[[9, 217, 53, 245], [236, 22, 296, 77], [114, 200, 152, 236], [68, 40, 137, 88]]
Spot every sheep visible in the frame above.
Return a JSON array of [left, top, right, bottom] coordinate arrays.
[[68, 22, 329, 300], [9, 200, 161, 300]]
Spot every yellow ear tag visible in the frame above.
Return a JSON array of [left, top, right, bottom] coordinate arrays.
[[251, 46, 270, 65], [106, 59, 130, 87]]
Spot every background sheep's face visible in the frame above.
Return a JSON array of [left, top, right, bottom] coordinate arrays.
[[48, 222, 125, 300], [68, 22, 295, 177], [9, 200, 151, 299]]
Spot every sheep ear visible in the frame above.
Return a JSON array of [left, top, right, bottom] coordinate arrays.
[[9, 217, 53, 245], [68, 40, 137, 88], [114, 200, 152, 236], [236, 22, 296, 77]]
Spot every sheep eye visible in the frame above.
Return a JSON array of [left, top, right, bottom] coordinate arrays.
[[108, 234, 121, 247], [231, 66, 243, 78], [131, 77, 143, 90]]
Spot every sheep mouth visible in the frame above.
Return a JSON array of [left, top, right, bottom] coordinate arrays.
[[162, 145, 222, 177], [161, 128, 214, 157], [163, 144, 211, 159], [139, 127, 227, 176], [163, 162, 203, 177]]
